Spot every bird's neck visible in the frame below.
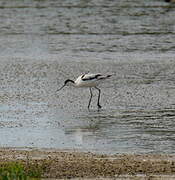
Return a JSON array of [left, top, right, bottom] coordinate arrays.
[[68, 79, 75, 84], [66, 79, 75, 86]]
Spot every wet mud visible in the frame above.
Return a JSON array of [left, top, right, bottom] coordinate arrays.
[[1, 59, 175, 154]]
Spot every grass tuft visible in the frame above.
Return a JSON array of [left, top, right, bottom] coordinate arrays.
[[0, 161, 42, 180]]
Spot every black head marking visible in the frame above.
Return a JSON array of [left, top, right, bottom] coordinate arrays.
[[64, 79, 74, 85], [57, 79, 74, 92]]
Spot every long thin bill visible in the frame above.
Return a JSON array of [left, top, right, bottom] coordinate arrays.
[[56, 84, 66, 92]]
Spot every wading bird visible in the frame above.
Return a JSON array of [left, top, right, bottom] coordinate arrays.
[[57, 73, 112, 109]]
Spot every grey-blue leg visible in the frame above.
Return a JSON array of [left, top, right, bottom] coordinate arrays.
[[95, 87, 102, 109], [88, 88, 93, 109]]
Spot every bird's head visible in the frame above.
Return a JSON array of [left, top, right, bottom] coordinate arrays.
[[56, 79, 74, 91]]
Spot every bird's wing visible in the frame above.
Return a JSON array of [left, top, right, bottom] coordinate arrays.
[[81, 73, 102, 81]]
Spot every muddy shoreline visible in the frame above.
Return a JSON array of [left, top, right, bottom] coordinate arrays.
[[0, 148, 175, 179]]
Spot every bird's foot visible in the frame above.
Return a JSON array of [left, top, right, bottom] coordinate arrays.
[[97, 104, 102, 110]]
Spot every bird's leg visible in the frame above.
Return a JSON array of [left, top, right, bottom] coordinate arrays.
[[95, 87, 102, 109], [88, 88, 93, 109]]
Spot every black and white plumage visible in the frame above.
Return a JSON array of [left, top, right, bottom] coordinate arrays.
[[57, 73, 112, 109]]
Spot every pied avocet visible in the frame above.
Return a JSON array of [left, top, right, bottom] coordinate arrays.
[[57, 73, 112, 109]]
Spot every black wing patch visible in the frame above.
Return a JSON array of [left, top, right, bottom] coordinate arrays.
[[82, 74, 102, 81]]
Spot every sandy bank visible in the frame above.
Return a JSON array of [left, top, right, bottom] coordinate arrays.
[[0, 148, 175, 179]]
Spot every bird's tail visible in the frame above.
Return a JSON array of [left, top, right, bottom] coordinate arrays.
[[98, 74, 112, 80]]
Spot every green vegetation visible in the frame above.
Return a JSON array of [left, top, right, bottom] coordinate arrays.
[[0, 161, 43, 180]]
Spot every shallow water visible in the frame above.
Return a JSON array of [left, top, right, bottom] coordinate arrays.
[[0, 0, 175, 154]]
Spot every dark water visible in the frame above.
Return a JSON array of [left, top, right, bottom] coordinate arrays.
[[0, 0, 175, 154]]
